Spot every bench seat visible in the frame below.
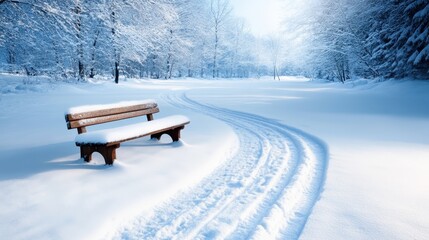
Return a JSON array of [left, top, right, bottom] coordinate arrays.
[[75, 115, 190, 145]]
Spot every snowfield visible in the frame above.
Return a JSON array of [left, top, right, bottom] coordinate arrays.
[[0, 75, 428, 240]]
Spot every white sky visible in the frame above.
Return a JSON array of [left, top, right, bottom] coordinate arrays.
[[229, 0, 284, 37]]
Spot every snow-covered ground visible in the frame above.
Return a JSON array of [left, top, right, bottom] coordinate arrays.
[[0, 75, 428, 240]]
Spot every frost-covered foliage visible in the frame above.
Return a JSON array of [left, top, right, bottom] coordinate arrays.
[[375, 0, 429, 78], [0, 0, 265, 81], [283, 0, 429, 81], [2, 0, 426, 81]]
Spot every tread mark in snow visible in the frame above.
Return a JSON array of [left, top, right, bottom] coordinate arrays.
[[115, 93, 328, 240]]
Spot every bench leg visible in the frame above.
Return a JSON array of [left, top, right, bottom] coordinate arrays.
[[80, 146, 93, 162], [80, 144, 120, 165], [169, 127, 181, 142], [151, 126, 184, 142], [98, 144, 119, 165]]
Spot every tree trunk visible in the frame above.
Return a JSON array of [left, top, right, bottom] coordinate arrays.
[[213, 25, 218, 78], [75, 1, 85, 81], [89, 28, 100, 78], [114, 61, 119, 84], [165, 29, 173, 79], [273, 65, 276, 80], [110, 3, 119, 84]]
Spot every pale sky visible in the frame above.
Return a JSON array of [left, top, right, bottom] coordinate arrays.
[[230, 0, 284, 36]]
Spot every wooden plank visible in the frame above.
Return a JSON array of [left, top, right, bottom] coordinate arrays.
[[66, 102, 158, 121], [68, 107, 160, 129], [104, 122, 189, 146], [75, 121, 190, 146]]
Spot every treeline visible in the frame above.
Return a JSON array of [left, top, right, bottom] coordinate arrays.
[[2, 1, 428, 83], [288, 0, 429, 81], [0, 0, 269, 82]]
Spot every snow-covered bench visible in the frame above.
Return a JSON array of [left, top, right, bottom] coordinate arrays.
[[65, 100, 190, 165]]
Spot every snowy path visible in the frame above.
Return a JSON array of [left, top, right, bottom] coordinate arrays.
[[116, 93, 328, 240]]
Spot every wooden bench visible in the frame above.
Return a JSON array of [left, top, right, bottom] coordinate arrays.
[[65, 100, 190, 165]]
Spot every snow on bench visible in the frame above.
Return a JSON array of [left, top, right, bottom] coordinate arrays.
[[66, 99, 157, 115], [65, 100, 190, 165], [75, 115, 190, 144]]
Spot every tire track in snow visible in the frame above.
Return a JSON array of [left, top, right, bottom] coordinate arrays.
[[115, 93, 328, 240]]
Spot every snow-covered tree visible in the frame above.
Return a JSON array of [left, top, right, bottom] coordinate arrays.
[[371, 0, 429, 78], [0, 0, 269, 80], [209, 0, 232, 78], [282, 0, 429, 80]]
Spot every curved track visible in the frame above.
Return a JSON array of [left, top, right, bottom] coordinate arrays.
[[116, 93, 328, 240]]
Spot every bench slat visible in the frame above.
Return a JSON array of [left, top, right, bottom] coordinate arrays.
[[75, 115, 190, 145], [76, 123, 187, 147], [67, 107, 159, 129], [65, 102, 158, 121]]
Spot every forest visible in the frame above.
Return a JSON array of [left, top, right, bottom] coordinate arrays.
[[0, 0, 428, 82]]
